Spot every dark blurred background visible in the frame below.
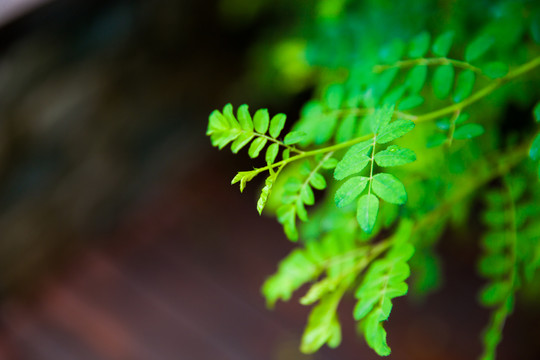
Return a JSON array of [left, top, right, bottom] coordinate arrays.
[[0, 1, 538, 359]]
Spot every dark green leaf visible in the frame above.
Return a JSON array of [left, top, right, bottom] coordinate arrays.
[[374, 145, 416, 167], [248, 137, 267, 158], [426, 133, 447, 148], [284, 131, 307, 145], [335, 176, 369, 208], [237, 104, 254, 131], [436, 117, 451, 130], [453, 123, 485, 140], [453, 70, 475, 103], [372, 173, 407, 204], [408, 31, 430, 58], [479, 281, 511, 307], [432, 64, 454, 99], [465, 34, 494, 62], [269, 113, 287, 138], [481, 62, 509, 79], [266, 143, 279, 164], [432, 30, 454, 57], [534, 102, 540, 122], [357, 194, 379, 233], [405, 65, 428, 93], [377, 119, 415, 144], [254, 108, 270, 133], [378, 39, 405, 63], [398, 95, 424, 110], [530, 133, 540, 161]]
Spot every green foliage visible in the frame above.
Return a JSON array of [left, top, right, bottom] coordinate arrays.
[[209, 0, 540, 358]]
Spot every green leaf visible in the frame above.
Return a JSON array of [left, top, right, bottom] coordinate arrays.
[[398, 95, 424, 110], [223, 103, 240, 129], [378, 39, 405, 64], [372, 173, 407, 204], [237, 104, 253, 131], [266, 143, 279, 164], [363, 312, 391, 356], [301, 185, 315, 205], [453, 123, 485, 140], [284, 131, 307, 145], [405, 65, 428, 93], [334, 142, 372, 180], [357, 194, 379, 233], [534, 102, 540, 122], [300, 278, 338, 305], [530, 134, 540, 161], [322, 157, 339, 169], [231, 170, 257, 192], [432, 30, 454, 57], [324, 84, 345, 110], [408, 31, 430, 58], [426, 133, 447, 148], [230, 132, 255, 153], [300, 290, 343, 354], [370, 104, 395, 134], [248, 137, 267, 158], [335, 176, 369, 208], [453, 70, 475, 103], [257, 175, 276, 214], [465, 34, 494, 62], [254, 108, 270, 133], [377, 119, 415, 144], [436, 117, 451, 130], [481, 62, 509, 79], [432, 64, 454, 99], [479, 281, 511, 307], [336, 114, 357, 143], [277, 204, 298, 241], [374, 145, 416, 167], [269, 113, 287, 138], [310, 173, 327, 190], [478, 254, 512, 278], [262, 249, 320, 307]]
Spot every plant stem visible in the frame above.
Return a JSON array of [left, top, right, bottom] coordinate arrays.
[[373, 57, 482, 73]]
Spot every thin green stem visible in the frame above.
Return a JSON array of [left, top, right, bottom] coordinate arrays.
[[373, 57, 482, 74], [367, 135, 377, 197], [414, 55, 540, 123]]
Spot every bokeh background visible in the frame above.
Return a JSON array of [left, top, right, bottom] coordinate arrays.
[[0, 1, 538, 359]]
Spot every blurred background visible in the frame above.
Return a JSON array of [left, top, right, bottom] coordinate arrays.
[[0, 1, 538, 359]]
